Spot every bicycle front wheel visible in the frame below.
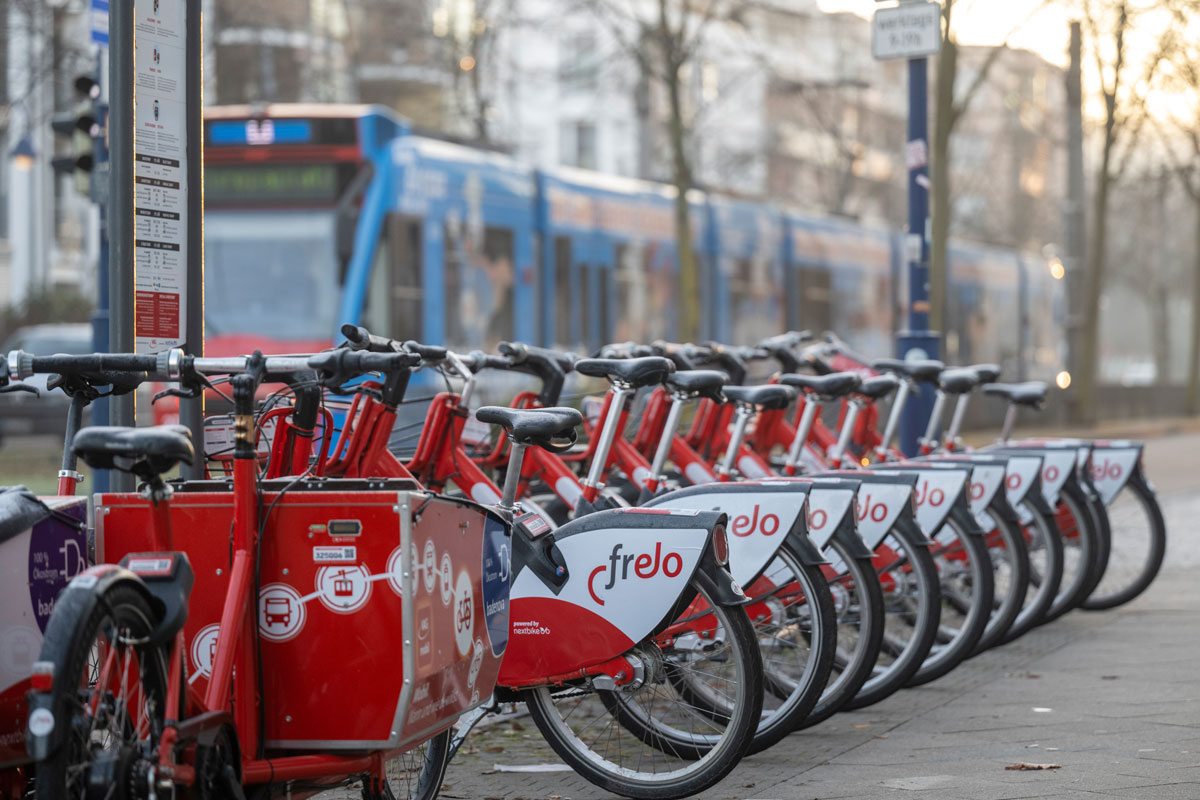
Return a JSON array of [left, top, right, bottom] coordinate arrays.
[[377, 729, 452, 800], [737, 542, 836, 754], [1043, 481, 1101, 622], [970, 509, 1030, 655], [523, 577, 762, 799], [996, 499, 1063, 644], [35, 584, 171, 800], [907, 512, 993, 686], [1080, 474, 1166, 610], [846, 517, 940, 709]]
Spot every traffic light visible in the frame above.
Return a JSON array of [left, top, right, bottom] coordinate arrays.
[[50, 74, 102, 195]]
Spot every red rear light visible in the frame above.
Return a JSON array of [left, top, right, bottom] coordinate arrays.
[[712, 524, 729, 566], [30, 661, 54, 691]]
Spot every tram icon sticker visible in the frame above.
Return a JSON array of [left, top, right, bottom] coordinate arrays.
[[453, 570, 474, 657], [258, 583, 306, 642], [190, 623, 220, 678], [316, 564, 372, 614], [440, 553, 454, 606], [422, 539, 437, 594], [386, 545, 406, 596]]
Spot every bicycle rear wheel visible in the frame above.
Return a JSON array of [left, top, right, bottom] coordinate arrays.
[[1080, 474, 1165, 610], [996, 499, 1063, 644], [523, 577, 762, 799], [795, 533, 885, 727], [1042, 481, 1102, 622], [907, 512, 993, 686], [736, 542, 836, 754], [970, 510, 1030, 655], [845, 517, 940, 709]]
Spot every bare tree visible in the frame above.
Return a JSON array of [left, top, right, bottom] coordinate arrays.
[[929, 0, 1044, 337], [1157, 8, 1200, 411], [587, 0, 748, 341], [1073, 0, 1177, 423]]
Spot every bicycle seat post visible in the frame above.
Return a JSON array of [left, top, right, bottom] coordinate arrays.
[[828, 397, 864, 469], [918, 388, 947, 454], [647, 391, 687, 487], [499, 440, 528, 510], [783, 395, 822, 476], [999, 402, 1019, 443], [582, 382, 631, 494], [944, 392, 970, 450], [716, 403, 754, 480], [875, 377, 911, 459]]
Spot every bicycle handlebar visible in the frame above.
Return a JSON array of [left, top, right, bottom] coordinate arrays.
[[340, 323, 402, 353]]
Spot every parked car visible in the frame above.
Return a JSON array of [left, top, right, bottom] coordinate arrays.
[[0, 324, 94, 440]]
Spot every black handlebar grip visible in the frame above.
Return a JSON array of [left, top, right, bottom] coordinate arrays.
[[340, 323, 401, 353], [403, 340, 449, 362]]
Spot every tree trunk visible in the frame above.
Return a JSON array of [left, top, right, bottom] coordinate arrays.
[[1187, 201, 1200, 413], [1152, 282, 1169, 387], [666, 62, 699, 342], [1079, 134, 1114, 425], [930, 28, 956, 339]]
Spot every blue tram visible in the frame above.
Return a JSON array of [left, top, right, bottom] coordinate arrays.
[[202, 103, 1064, 379]]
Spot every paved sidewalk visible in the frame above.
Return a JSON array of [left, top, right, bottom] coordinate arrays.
[[435, 568, 1198, 800], [319, 433, 1200, 800]]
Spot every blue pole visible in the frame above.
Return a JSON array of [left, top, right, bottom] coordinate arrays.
[[897, 56, 940, 456], [91, 64, 112, 492]]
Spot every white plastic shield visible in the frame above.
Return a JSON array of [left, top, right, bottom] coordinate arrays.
[[806, 487, 856, 550], [910, 468, 969, 536], [1088, 447, 1140, 505], [852, 482, 914, 551], [648, 489, 807, 585]]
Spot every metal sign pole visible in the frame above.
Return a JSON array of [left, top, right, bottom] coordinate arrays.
[[108, 0, 135, 492], [896, 54, 939, 456], [872, 0, 942, 455], [108, 0, 205, 484], [180, 0, 205, 478]]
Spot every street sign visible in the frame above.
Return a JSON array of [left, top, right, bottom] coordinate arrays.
[[873, 2, 941, 61], [90, 0, 109, 47], [133, 0, 194, 354]]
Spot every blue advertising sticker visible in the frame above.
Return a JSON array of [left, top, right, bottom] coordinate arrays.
[[480, 515, 510, 656], [27, 504, 88, 633]]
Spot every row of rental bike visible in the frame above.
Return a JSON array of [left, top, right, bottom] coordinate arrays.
[[1, 328, 1166, 800]]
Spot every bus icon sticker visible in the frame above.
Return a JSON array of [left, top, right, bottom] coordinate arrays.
[[258, 583, 306, 642]]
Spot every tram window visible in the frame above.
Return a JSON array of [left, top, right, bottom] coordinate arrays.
[[363, 215, 422, 343], [797, 267, 832, 333], [389, 216, 423, 342], [443, 223, 515, 351], [596, 265, 611, 347], [554, 237, 571, 349], [728, 256, 782, 345], [579, 263, 592, 352]]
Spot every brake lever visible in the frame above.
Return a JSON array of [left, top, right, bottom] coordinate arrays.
[[152, 384, 202, 404], [0, 382, 37, 395]]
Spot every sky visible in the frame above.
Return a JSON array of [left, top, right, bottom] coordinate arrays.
[[816, 0, 1077, 66]]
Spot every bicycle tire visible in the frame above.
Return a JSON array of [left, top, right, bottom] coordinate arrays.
[[795, 534, 886, 726], [970, 509, 1030, 655], [995, 499, 1063, 644], [1079, 486, 1113, 601], [715, 542, 835, 754], [1080, 473, 1166, 610], [1042, 481, 1101, 623], [379, 729, 452, 800], [522, 578, 762, 799], [906, 512, 993, 686], [34, 584, 171, 800], [844, 517, 940, 709]]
